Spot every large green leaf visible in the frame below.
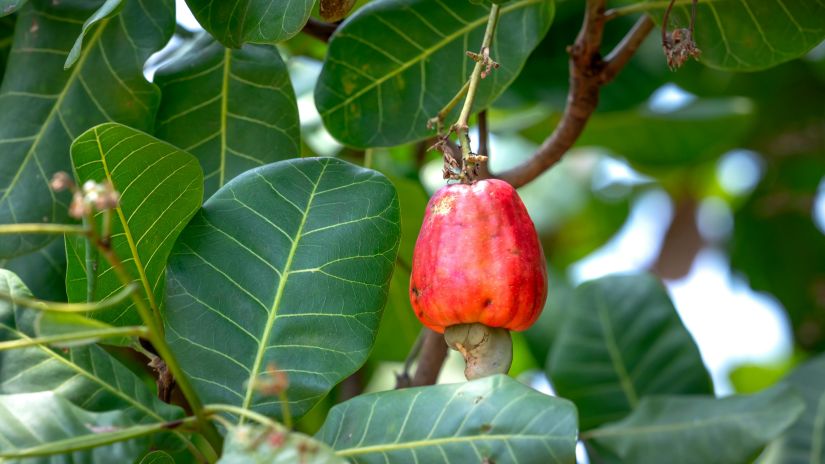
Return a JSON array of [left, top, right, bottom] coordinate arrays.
[[547, 273, 712, 431], [64, 0, 126, 69], [64, 123, 203, 327], [0, 0, 174, 258], [0, 391, 146, 462], [0, 238, 66, 301], [586, 384, 804, 464], [0, 269, 187, 455], [315, 0, 554, 148], [155, 36, 300, 198], [184, 0, 314, 48], [164, 157, 400, 421], [646, 0, 825, 71], [767, 354, 825, 463], [220, 425, 345, 464], [316, 375, 578, 463]]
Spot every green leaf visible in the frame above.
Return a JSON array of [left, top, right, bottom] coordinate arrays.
[[139, 450, 175, 464], [64, 0, 125, 69], [184, 0, 315, 48], [316, 375, 578, 463], [0, 269, 187, 456], [164, 157, 400, 421], [34, 312, 135, 347], [586, 384, 804, 464], [647, 0, 825, 71], [767, 354, 825, 462], [64, 123, 204, 327], [0, 391, 148, 462], [547, 273, 712, 431], [220, 425, 346, 464], [573, 97, 755, 168], [0, 238, 67, 301], [0, 0, 25, 17], [370, 176, 427, 362], [315, 0, 554, 148], [155, 36, 301, 198], [0, 15, 13, 77], [0, 0, 174, 258]]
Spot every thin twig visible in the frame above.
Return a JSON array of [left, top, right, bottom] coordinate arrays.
[[302, 18, 339, 42], [494, 8, 655, 188]]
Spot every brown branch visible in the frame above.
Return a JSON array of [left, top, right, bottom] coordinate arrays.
[[410, 329, 448, 387], [302, 18, 339, 42], [493, 7, 655, 188]]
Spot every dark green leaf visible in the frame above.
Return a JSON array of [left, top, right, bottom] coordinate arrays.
[[523, 266, 574, 362], [0, 0, 25, 17], [155, 36, 300, 198], [0, 0, 174, 258], [766, 353, 825, 462], [586, 385, 804, 464], [0, 238, 67, 301], [0, 269, 187, 457], [220, 425, 345, 464], [139, 450, 175, 464], [647, 0, 825, 71], [64, 123, 204, 327], [547, 273, 712, 430], [165, 157, 400, 421], [0, 391, 147, 462], [0, 15, 13, 77], [315, 0, 554, 148], [184, 0, 314, 48], [316, 375, 578, 463]]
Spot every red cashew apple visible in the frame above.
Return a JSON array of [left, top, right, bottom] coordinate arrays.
[[409, 179, 548, 379]]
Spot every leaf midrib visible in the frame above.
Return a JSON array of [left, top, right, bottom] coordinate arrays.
[[321, 0, 539, 116], [238, 161, 327, 420], [219, 48, 231, 188], [335, 432, 571, 457], [0, 17, 109, 209], [92, 126, 160, 321]]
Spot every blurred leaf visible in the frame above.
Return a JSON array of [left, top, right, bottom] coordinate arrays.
[[220, 425, 345, 464], [370, 176, 427, 362], [646, 1, 825, 71], [586, 384, 804, 464], [728, 357, 798, 394], [35, 312, 134, 347], [523, 98, 755, 168], [65, 124, 203, 327], [0, 0, 174, 258], [184, 0, 314, 48], [0, 391, 149, 462], [0, 238, 66, 301], [548, 273, 712, 431], [523, 266, 574, 363], [0, 269, 187, 456], [64, 0, 124, 69], [155, 37, 300, 198], [315, 0, 554, 148], [165, 158, 400, 422], [730, 154, 825, 350], [316, 375, 578, 463], [139, 450, 175, 464], [767, 353, 825, 463], [0, 0, 25, 17]]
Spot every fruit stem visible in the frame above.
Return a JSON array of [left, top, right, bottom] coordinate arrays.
[[454, 3, 501, 183], [444, 322, 513, 380]]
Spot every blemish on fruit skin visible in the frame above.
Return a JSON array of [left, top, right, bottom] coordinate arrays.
[[483, 298, 493, 308], [430, 195, 455, 216]]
